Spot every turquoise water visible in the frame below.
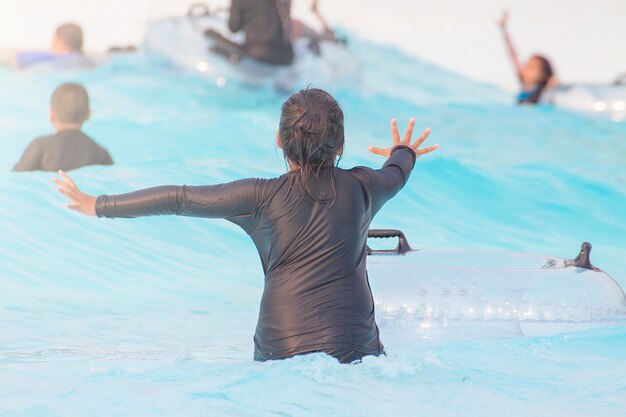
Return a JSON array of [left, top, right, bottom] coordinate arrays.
[[1, 39, 626, 416]]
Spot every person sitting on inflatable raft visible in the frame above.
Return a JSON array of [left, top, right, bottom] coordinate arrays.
[[205, 0, 294, 66]]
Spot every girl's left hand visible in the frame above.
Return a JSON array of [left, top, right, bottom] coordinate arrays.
[[368, 118, 438, 159], [52, 170, 97, 216]]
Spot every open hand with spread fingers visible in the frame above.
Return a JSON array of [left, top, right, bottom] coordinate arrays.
[[368, 118, 438, 159], [52, 170, 97, 216]]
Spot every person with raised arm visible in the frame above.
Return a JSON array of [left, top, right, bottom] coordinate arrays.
[[498, 11, 558, 104], [53, 88, 437, 364]]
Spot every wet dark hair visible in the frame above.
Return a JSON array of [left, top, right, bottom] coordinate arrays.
[[278, 88, 344, 202], [521, 54, 555, 103], [531, 54, 554, 85]]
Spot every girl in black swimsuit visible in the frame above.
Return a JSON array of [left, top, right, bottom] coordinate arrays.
[[53, 88, 438, 363]]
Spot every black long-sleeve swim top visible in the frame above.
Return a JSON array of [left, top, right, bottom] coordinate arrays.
[[95, 146, 416, 360], [13, 129, 113, 172]]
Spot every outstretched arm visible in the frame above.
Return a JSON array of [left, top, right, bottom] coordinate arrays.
[[498, 11, 523, 85], [311, 0, 336, 42], [358, 119, 438, 215], [53, 171, 263, 221]]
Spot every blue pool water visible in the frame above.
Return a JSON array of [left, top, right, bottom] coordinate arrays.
[[1, 39, 626, 417]]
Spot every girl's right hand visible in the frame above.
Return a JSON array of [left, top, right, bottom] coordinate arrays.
[[52, 170, 97, 216]]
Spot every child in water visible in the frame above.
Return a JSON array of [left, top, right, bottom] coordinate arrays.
[[0, 23, 85, 69], [498, 11, 559, 104], [13, 83, 113, 172], [53, 88, 437, 364]]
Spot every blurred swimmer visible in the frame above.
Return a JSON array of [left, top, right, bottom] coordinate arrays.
[[13, 83, 113, 172], [498, 11, 558, 104], [52, 88, 438, 364], [0, 23, 85, 69], [205, 0, 294, 66]]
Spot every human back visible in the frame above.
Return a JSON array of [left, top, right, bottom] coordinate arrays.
[[240, 89, 417, 360], [229, 0, 293, 65], [248, 161, 413, 361], [13, 83, 113, 172], [18, 130, 112, 172]]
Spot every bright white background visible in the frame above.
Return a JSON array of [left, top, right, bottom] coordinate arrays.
[[1, 0, 625, 90]]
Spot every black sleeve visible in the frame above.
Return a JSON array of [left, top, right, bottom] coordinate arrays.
[[12, 139, 44, 172], [95, 178, 266, 226], [229, 0, 244, 33], [350, 145, 416, 216]]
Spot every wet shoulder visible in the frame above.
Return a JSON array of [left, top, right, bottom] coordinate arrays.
[[262, 173, 296, 193], [340, 165, 377, 187], [231, 174, 294, 202], [29, 133, 56, 148]]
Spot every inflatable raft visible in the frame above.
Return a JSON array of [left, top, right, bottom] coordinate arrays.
[[143, 5, 361, 91], [367, 230, 626, 342], [540, 79, 626, 122]]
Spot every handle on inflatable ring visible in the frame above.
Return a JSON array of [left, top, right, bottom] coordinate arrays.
[[565, 241, 600, 271], [188, 3, 211, 17], [367, 229, 414, 255]]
